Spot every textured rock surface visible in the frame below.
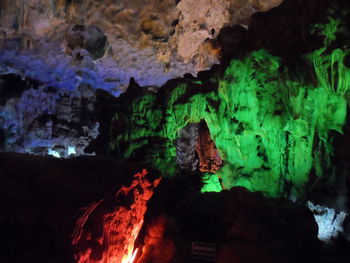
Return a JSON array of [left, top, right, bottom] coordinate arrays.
[[0, 74, 98, 156], [72, 169, 161, 263], [137, 215, 178, 263], [175, 123, 199, 172], [0, 152, 152, 263], [0, 0, 284, 91], [65, 24, 109, 60], [307, 201, 348, 242], [196, 120, 223, 173], [141, 180, 322, 263], [1, 152, 350, 263], [174, 120, 223, 173], [109, 45, 349, 198]]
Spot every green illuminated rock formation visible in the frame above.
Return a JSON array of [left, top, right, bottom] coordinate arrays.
[[111, 15, 350, 198]]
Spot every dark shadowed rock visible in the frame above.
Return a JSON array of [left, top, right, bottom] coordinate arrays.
[[0, 152, 155, 263], [65, 24, 109, 60], [137, 215, 178, 263], [140, 184, 321, 263]]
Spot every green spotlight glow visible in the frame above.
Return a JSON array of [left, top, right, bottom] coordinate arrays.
[[201, 173, 223, 193], [111, 17, 350, 198]]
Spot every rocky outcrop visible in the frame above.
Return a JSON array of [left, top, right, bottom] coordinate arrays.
[[0, 0, 285, 90], [72, 169, 161, 263], [175, 123, 199, 172], [65, 24, 109, 60], [196, 120, 223, 173], [139, 181, 322, 263], [0, 152, 153, 263], [109, 44, 350, 198], [174, 120, 223, 173], [137, 215, 178, 263], [0, 73, 98, 156], [2, 152, 350, 263], [0, 152, 321, 263]]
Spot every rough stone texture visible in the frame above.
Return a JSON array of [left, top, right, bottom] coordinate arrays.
[[141, 180, 322, 263], [72, 169, 161, 263], [174, 120, 223, 173], [137, 215, 178, 263], [1, 152, 350, 263], [196, 120, 223, 173], [0, 0, 284, 91], [174, 123, 199, 172], [307, 201, 348, 242], [65, 24, 109, 60], [0, 74, 98, 157], [0, 152, 153, 263], [249, 0, 284, 11]]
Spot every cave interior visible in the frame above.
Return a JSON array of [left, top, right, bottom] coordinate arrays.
[[1, 0, 350, 263]]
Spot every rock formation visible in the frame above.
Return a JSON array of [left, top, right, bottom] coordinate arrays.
[[196, 120, 223, 173], [0, 152, 155, 263], [0, 0, 285, 91], [72, 169, 161, 263], [0, 152, 329, 263], [1, 1, 350, 262], [0, 74, 98, 156]]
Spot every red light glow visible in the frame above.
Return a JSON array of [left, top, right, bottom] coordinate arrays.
[[72, 169, 161, 263]]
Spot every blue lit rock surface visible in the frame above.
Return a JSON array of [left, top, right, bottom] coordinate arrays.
[[174, 123, 199, 172], [307, 201, 348, 242], [0, 0, 283, 92], [0, 0, 285, 156], [0, 74, 98, 156]]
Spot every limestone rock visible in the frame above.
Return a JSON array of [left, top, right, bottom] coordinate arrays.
[[175, 123, 199, 172], [65, 24, 109, 60], [0, 74, 98, 157], [0, 152, 151, 263], [72, 169, 161, 263], [0, 0, 284, 90], [196, 120, 223, 173], [141, 184, 321, 263], [69, 49, 96, 69], [137, 215, 178, 263], [250, 0, 284, 11]]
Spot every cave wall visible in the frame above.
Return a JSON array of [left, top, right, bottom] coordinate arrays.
[[0, 152, 152, 263], [0, 0, 349, 201], [0, 74, 98, 156], [0, 152, 325, 263], [0, 0, 284, 92], [0, 0, 291, 157], [1, 1, 350, 260], [109, 8, 350, 198]]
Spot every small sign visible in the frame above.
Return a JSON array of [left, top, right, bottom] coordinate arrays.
[[191, 241, 216, 261]]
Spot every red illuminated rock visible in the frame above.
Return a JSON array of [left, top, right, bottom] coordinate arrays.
[[136, 183, 321, 263], [72, 169, 161, 263], [196, 120, 223, 173], [136, 215, 178, 263], [0, 152, 156, 263]]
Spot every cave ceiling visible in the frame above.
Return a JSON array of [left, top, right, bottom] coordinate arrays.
[[0, 0, 283, 91]]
